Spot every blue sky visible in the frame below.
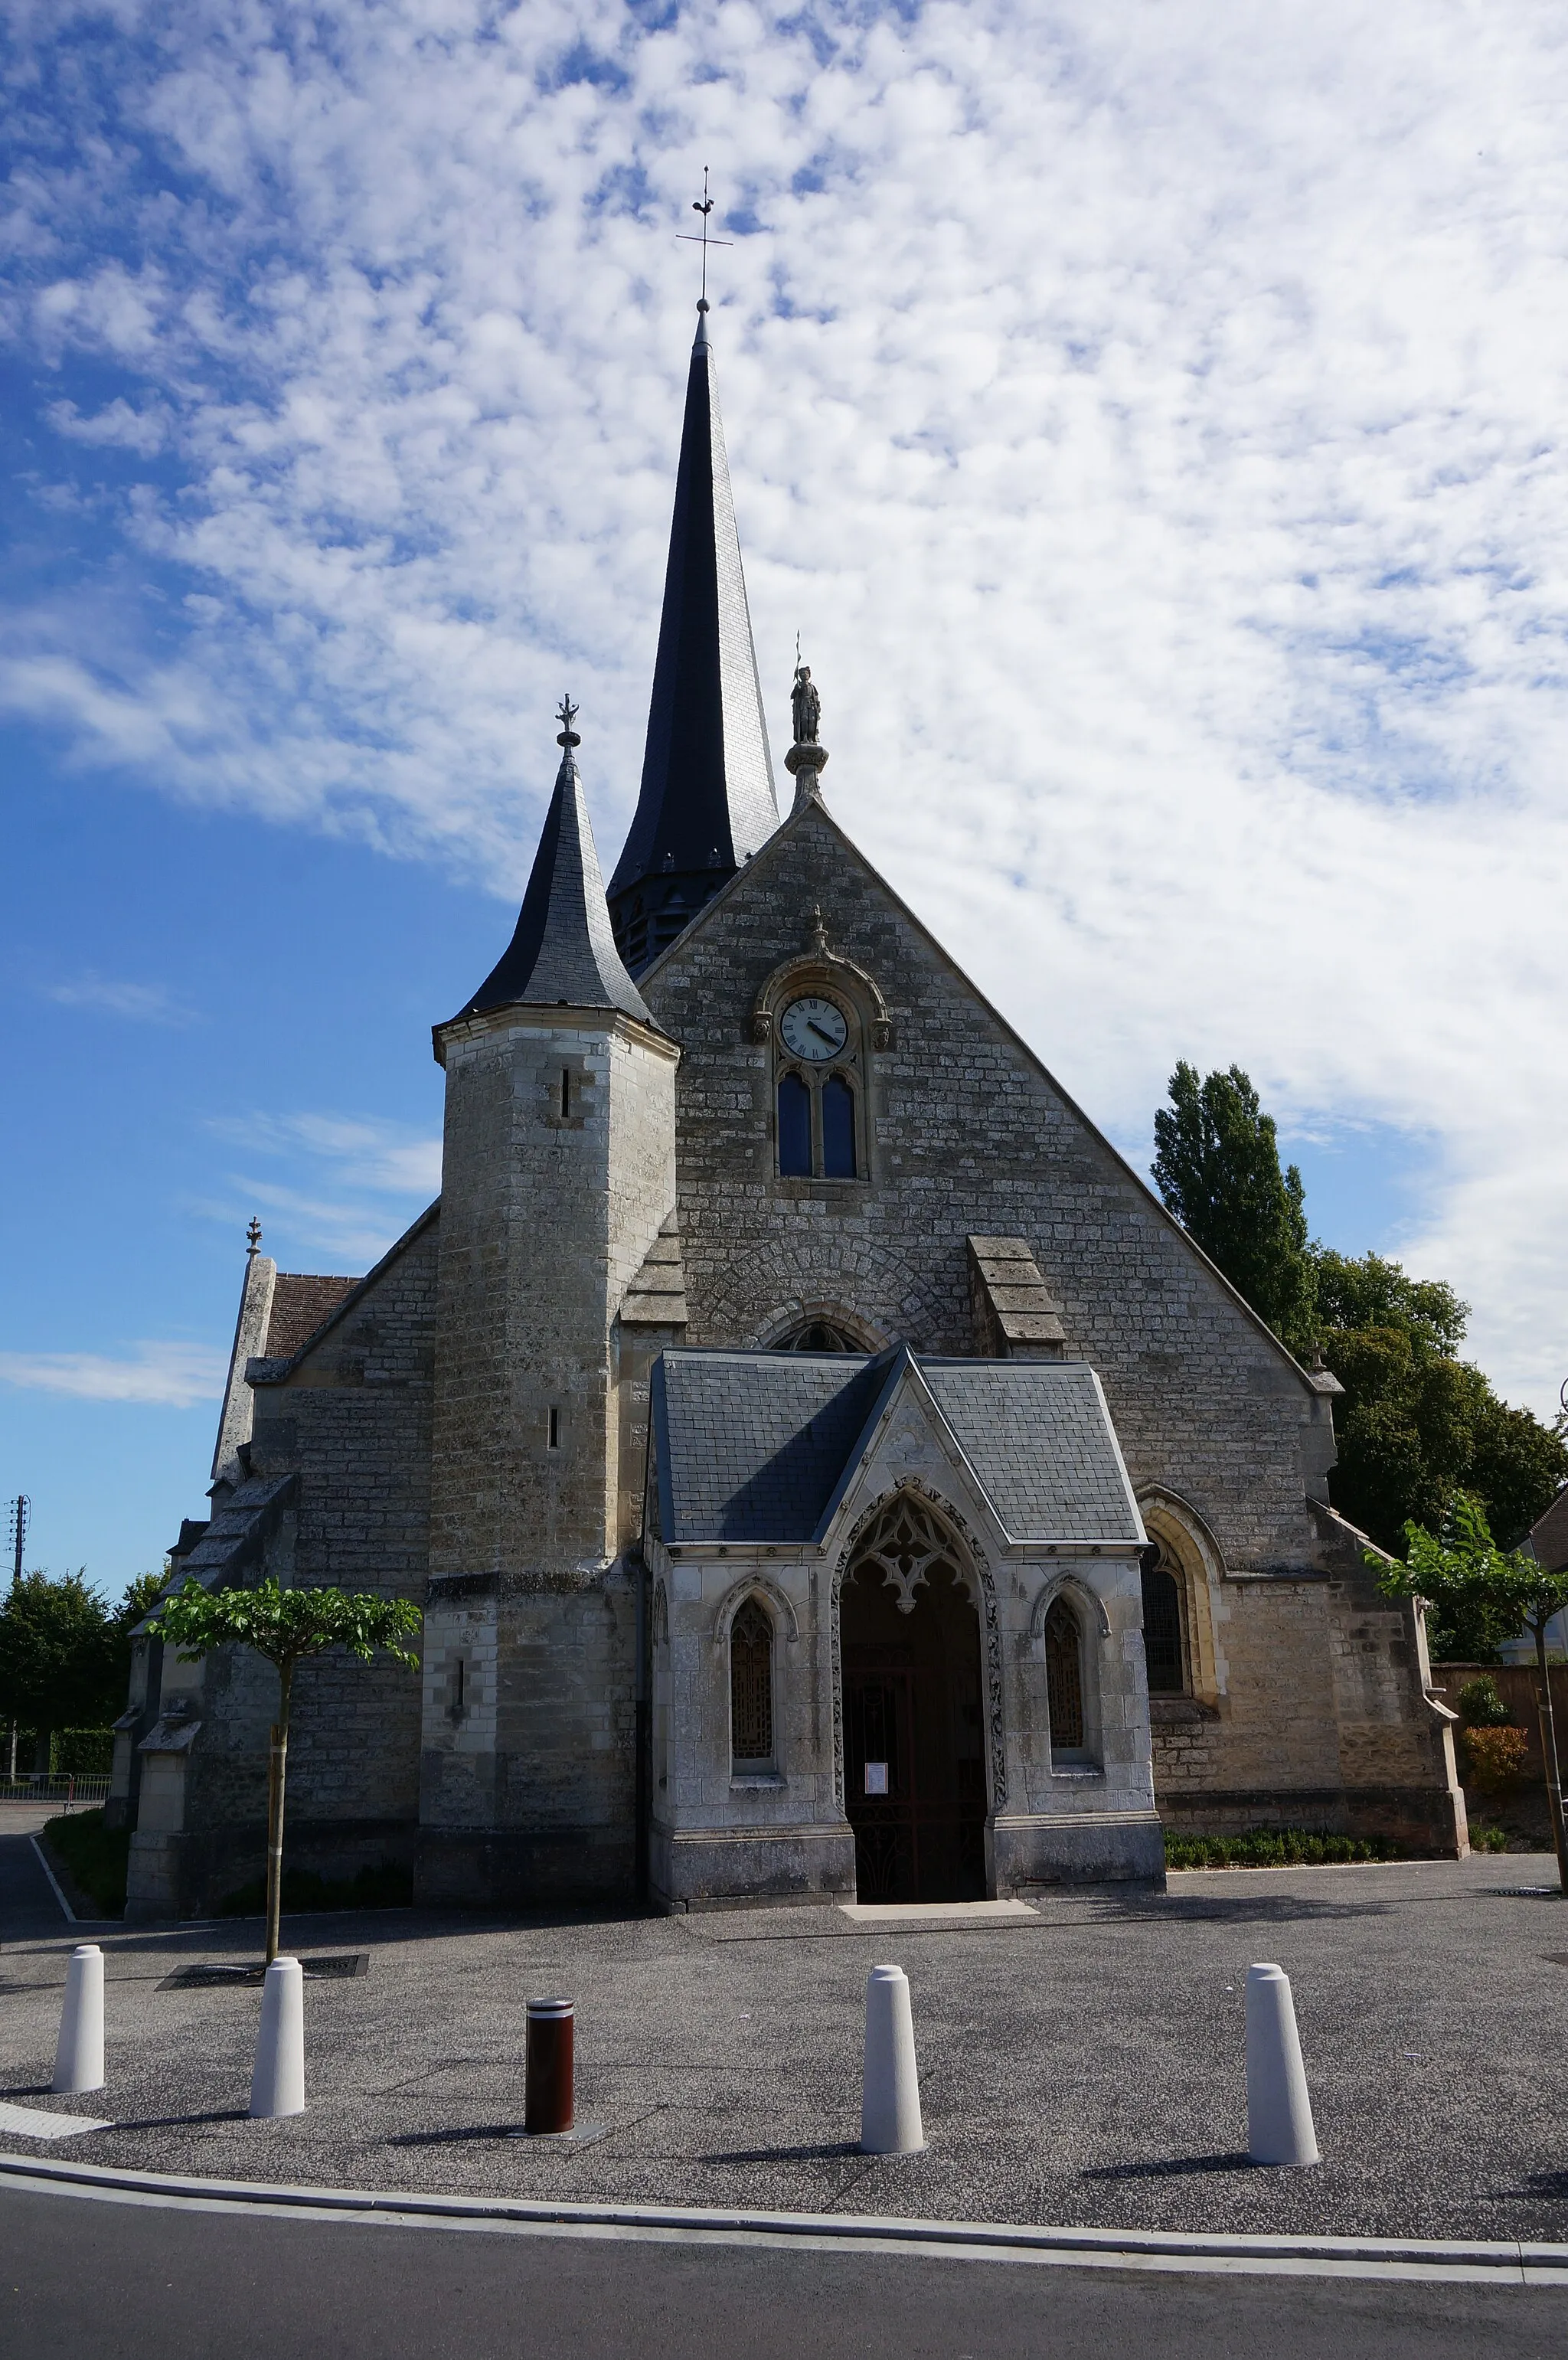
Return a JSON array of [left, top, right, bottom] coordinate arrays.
[[3, 0, 1567, 1595]]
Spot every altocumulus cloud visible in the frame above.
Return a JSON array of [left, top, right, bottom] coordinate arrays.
[[4, 0, 1568, 1403]]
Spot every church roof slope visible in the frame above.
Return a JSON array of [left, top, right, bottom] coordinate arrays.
[[651, 1348, 1143, 1548], [653, 1350, 894, 1544], [607, 306, 777, 955], [449, 722, 652, 1026]]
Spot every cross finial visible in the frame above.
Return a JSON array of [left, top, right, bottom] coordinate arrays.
[[556, 694, 580, 750], [246, 1217, 262, 1257], [676, 165, 733, 310]]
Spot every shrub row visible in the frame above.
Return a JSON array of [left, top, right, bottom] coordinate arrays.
[[1164, 1829, 1403, 1870]]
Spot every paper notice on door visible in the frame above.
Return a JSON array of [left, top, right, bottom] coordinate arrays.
[[864, 1762, 890, 1796]]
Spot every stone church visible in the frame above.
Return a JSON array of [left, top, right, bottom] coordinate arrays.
[[113, 301, 1467, 1920]]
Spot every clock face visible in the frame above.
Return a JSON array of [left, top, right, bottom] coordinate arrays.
[[779, 995, 848, 1063]]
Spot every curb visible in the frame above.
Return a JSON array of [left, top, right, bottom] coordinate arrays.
[[2, 2151, 1566, 2285]]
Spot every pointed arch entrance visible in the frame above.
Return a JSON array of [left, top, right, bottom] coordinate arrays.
[[839, 1493, 988, 1902]]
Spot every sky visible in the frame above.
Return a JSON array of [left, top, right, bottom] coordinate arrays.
[[2, 0, 1566, 1598]]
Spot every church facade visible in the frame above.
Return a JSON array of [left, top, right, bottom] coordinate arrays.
[[113, 302, 1467, 1920]]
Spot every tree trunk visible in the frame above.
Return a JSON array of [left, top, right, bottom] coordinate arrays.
[[32, 1726, 51, 1775], [264, 1661, 293, 1968], [1534, 1620, 1568, 1896]]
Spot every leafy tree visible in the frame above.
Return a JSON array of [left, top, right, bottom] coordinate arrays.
[[1317, 1249, 1568, 1552], [1378, 1496, 1568, 1891], [1152, 1061, 1317, 1355], [1312, 1249, 1467, 1355], [0, 1571, 121, 1769], [151, 1578, 420, 1964]]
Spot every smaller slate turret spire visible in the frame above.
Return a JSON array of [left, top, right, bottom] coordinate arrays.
[[449, 701, 652, 1027]]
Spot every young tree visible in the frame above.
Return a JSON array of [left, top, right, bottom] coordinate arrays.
[[1377, 1496, 1568, 1892], [1152, 1061, 1317, 1356], [150, 1579, 421, 1964], [0, 1570, 121, 1769]]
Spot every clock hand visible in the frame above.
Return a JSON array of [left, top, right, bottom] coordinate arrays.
[[806, 1020, 838, 1045]]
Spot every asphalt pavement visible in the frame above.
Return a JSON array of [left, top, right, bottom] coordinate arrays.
[[4, 2179, 1565, 2360], [7, 1826, 1568, 2250]]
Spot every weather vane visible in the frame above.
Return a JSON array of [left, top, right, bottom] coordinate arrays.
[[556, 693, 580, 749], [677, 165, 733, 308]]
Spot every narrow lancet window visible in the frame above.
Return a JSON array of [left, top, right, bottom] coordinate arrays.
[[777, 1072, 812, 1176], [822, 1075, 856, 1178], [1142, 1551, 1187, 1695], [730, 1599, 776, 1770], [1044, 1599, 1085, 1752]]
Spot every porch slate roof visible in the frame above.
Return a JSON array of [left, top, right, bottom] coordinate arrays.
[[650, 1348, 1143, 1548]]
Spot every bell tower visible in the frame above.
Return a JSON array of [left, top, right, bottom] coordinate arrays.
[[420, 701, 678, 1904]]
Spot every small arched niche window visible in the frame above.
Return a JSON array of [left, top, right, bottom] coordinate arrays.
[[1044, 1597, 1087, 1760], [730, 1599, 776, 1773], [1140, 1541, 1189, 1695]]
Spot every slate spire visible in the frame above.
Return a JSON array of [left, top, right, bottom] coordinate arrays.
[[449, 699, 652, 1026], [607, 303, 779, 975]]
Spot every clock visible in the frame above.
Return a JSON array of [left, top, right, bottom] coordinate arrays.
[[779, 995, 848, 1062]]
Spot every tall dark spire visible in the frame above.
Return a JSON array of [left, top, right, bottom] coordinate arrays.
[[449, 701, 652, 1027], [607, 305, 778, 975]]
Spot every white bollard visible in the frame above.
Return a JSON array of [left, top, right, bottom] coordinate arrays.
[[1246, 1961, 1319, 2166], [250, 1956, 305, 2120], [52, 1943, 106, 2094], [860, 1963, 925, 2155]]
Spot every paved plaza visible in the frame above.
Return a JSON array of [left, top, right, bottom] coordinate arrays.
[[4, 1816, 1568, 2246]]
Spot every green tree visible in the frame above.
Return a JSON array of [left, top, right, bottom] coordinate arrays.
[[1152, 1061, 1317, 1355], [150, 1578, 420, 1964], [1316, 1249, 1568, 1552], [1378, 1496, 1568, 1891], [0, 1571, 121, 1769]]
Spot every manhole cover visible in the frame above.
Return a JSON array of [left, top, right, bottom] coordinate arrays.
[[158, 1953, 368, 1990]]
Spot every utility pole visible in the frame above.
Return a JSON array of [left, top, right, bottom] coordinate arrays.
[[5, 1496, 24, 1783]]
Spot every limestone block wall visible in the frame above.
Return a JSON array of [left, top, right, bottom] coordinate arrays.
[[643, 804, 1325, 1580], [156, 1217, 440, 1913]]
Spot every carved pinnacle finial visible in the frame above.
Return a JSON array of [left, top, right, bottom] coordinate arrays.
[[556, 694, 580, 750], [808, 905, 828, 956], [246, 1217, 262, 1257]]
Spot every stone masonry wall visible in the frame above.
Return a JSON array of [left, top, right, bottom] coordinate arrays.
[[642, 801, 1462, 1850], [173, 1214, 439, 1909], [644, 802, 1319, 1576]]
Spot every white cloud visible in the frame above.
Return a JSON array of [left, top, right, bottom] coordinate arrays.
[[45, 971, 195, 1025], [46, 397, 170, 455], [0, 1342, 229, 1408], [198, 1110, 443, 1267], [5, 2, 1568, 1404]]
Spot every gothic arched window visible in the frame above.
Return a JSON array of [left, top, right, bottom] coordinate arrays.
[[777, 1072, 812, 1177], [1141, 1544, 1188, 1695], [730, 1599, 776, 1772], [822, 1075, 857, 1178], [1044, 1598, 1086, 1756], [766, 969, 871, 1183]]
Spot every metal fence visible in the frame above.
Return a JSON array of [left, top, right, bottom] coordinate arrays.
[[0, 1775, 110, 1811]]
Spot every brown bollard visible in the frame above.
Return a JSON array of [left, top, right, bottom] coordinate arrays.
[[525, 1996, 575, 2134]]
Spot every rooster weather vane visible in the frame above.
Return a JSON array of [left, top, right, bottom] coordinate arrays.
[[677, 164, 733, 308]]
